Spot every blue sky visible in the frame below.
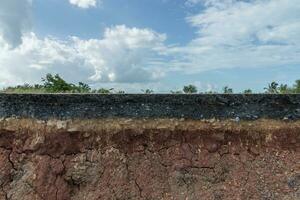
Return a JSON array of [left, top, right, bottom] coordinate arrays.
[[32, 0, 198, 44], [0, 0, 300, 92]]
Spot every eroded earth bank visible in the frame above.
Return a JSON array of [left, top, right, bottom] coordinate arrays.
[[0, 118, 299, 200], [0, 94, 299, 199]]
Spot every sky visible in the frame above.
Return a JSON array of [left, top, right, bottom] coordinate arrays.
[[0, 0, 299, 93]]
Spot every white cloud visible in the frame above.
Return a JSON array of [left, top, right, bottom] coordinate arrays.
[[0, 33, 88, 86], [73, 25, 167, 82], [69, 0, 99, 9], [174, 0, 300, 72], [0, 25, 167, 87], [185, 0, 242, 7], [0, 0, 32, 47]]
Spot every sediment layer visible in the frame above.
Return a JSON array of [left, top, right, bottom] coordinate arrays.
[[0, 118, 299, 200]]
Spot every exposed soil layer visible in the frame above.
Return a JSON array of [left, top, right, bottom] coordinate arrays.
[[1, 94, 300, 120], [0, 118, 299, 200]]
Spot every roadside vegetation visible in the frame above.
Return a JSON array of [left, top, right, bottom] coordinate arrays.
[[1, 73, 300, 94]]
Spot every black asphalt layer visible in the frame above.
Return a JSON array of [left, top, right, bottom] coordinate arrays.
[[0, 94, 300, 120]]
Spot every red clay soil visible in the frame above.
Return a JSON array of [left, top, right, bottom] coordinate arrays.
[[0, 118, 299, 200]]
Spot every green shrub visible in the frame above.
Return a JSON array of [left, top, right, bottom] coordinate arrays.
[[223, 86, 233, 94], [183, 85, 197, 94]]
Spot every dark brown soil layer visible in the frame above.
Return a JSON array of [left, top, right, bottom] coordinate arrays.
[[1, 94, 300, 120], [0, 118, 299, 200]]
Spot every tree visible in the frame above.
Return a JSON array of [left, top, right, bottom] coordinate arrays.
[[264, 81, 299, 94], [243, 89, 252, 94], [293, 80, 300, 93], [183, 85, 197, 94], [264, 82, 279, 94], [76, 82, 91, 93], [42, 74, 74, 92], [223, 86, 233, 94], [277, 84, 294, 94], [42, 74, 95, 93]]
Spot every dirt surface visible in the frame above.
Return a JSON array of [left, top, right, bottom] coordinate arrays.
[[0, 118, 299, 200]]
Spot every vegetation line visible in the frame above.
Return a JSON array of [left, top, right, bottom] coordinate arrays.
[[1, 74, 300, 94]]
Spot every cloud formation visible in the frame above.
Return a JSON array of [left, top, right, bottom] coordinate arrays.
[[73, 25, 167, 82], [1, 0, 300, 91], [69, 0, 99, 9], [0, 26, 167, 87], [173, 0, 300, 72], [0, 0, 32, 47]]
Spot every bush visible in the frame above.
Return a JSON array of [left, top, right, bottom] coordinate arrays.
[[183, 85, 197, 94], [293, 80, 300, 93], [141, 89, 154, 94], [170, 90, 183, 94], [223, 86, 233, 94]]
